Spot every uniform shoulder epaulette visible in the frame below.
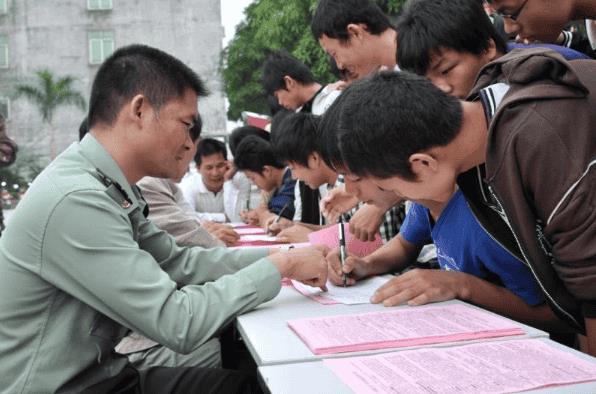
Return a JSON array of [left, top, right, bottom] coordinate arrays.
[[94, 168, 134, 210]]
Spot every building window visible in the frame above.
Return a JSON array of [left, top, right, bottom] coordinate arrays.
[[88, 31, 114, 65], [0, 0, 7, 14], [0, 97, 9, 120], [0, 36, 8, 68], [87, 0, 112, 10]]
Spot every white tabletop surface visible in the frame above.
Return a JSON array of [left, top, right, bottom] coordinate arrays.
[[258, 338, 596, 394], [237, 285, 548, 366]]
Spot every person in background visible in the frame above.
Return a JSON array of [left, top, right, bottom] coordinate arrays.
[[262, 51, 341, 228], [311, 0, 398, 81], [179, 137, 250, 224], [311, 0, 407, 243], [483, 0, 508, 40], [0, 113, 18, 237], [234, 136, 296, 227], [262, 50, 340, 115], [487, 0, 596, 45], [228, 125, 270, 157], [268, 112, 341, 241], [228, 125, 272, 223], [396, 0, 589, 100]]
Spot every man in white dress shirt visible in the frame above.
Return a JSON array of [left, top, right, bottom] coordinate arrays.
[[180, 138, 250, 223]]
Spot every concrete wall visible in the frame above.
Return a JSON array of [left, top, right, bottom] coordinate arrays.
[[0, 0, 225, 164]]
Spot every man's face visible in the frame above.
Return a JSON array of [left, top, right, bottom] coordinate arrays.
[[243, 168, 276, 192], [274, 88, 302, 111], [426, 46, 498, 99], [370, 170, 458, 205], [341, 170, 401, 207], [287, 160, 327, 190], [490, 0, 569, 43], [274, 77, 303, 110], [146, 88, 198, 179], [319, 33, 380, 81], [197, 152, 228, 192], [172, 139, 198, 183]]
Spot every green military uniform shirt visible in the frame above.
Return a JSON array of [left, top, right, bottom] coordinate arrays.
[[0, 134, 282, 393]]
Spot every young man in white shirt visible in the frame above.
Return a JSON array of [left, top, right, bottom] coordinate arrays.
[[180, 138, 251, 224]]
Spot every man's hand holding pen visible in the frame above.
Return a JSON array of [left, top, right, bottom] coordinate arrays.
[[266, 202, 291, 235], [326, 248, 372, 287]]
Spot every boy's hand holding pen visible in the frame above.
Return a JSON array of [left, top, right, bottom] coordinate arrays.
[[267, 202, 291, 235]]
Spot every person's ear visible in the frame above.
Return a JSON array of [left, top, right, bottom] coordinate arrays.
[[261, 165, 272, 178], [284, 75, 296, 91], [485, 38, 499, 61], [346, 23, 367, 41], [129, 94, 147, 127], [409, 153, 439, 178], [308, 152, 321, 169]]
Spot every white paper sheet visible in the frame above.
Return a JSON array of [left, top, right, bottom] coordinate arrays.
[[291, 275, 391, 305]]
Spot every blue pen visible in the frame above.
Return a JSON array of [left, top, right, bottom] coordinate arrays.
[[338, 217, 347, 287]]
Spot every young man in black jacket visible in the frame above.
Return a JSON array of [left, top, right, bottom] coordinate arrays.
[[335, 51, 596, 355]]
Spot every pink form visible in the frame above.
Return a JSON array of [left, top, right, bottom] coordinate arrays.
[[308, 223, 382, 257], [324, 338, 596, 394], [288, 303, 524, 355]]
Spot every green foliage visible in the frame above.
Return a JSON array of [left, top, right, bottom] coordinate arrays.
[[222, 0, 407, 120]]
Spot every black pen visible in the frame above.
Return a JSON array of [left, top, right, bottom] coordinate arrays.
[[268, 201, 290, 235], [274, 201, 290, 224], [245, 183, 252, 211], [338, 217, 347, 287]]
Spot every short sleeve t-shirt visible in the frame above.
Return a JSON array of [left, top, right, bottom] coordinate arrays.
[[400, 190, 544, 306]]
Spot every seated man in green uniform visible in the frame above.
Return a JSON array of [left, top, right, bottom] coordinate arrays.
[[0, 44, 329, 394]]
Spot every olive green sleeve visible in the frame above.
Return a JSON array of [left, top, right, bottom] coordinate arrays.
[[40, 190, 281, 354]]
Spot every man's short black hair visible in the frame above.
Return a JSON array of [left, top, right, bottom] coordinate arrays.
[[269, 110, 293, 135], [188, 114, 202, 143], [397, 0, 507, 75], [271, 112, 321, 167], [234, 136, 285, 174], [338, 70, 462, 180], [311, 0, 393, 41], [88, 44, 208, 128], [78, 117, 89, 141], [262, 51, 316, 96], [267, 95, 284, 116], [318, 93, 348, 170], [229, 125, 270, 157], [195, 137, 227, 167]]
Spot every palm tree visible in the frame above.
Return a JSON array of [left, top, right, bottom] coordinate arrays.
[[15, 69, 86, 159]]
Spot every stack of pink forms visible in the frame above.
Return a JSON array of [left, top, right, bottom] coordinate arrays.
[[288, 304, 524, 355]]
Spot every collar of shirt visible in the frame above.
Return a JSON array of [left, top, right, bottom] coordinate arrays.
[[79, 133, 142, 207], [195, 173, 224, 196]]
